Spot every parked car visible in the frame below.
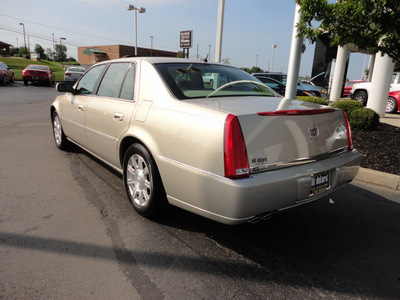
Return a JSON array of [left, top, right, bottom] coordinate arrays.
[[51, 57, 361, 225], [0, 62, 14, 85], [252, 72, 328, 98], [22, 64, 55, 86], [253, 75, 308, 97], [343, 80, 365, 97], [350, 72, 400, 105], [64, 67, 86, 83], [386, 90, 400, 113]]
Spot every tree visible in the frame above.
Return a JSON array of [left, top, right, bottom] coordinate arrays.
[[34, 44, 47, 60], [45, 48, 54, 61], [55, 44, 67, 62], [296, 0, 400, 62]]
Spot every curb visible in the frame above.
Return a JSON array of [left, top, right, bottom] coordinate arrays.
[[355, 167, 400, 191]]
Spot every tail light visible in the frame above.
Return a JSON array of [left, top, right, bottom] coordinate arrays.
[[342, 110, 353, 150], [224, 114, 249, 179], [65, 73, 71, 76]]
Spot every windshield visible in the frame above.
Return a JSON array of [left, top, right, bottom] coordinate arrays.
[[154, 63, 278, 100]]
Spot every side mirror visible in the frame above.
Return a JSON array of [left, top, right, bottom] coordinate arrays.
[[56, 82, 74, 93]]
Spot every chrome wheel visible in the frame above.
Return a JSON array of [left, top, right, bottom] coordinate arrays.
[[126, 154, 152, 207], [123, 144, 166, 217], [53, 114, 62, 147], [386, 97, 397, 114], [51, 111, 70, 150]]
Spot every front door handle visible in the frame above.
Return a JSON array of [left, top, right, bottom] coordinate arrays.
[[114, 113, 124, 121]]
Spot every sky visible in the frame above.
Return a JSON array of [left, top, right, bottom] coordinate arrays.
[[0, 0, 368, 79]]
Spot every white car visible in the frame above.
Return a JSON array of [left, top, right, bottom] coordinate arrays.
[[64, 67, 86, 83], [252, 72, 328, 98], [350, 72, 400, 105], [51, 57, 361, 225]]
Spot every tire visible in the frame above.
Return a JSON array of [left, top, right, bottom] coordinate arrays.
[[123, 144, 166, 217], [10, 74, 14, 83], [23, 80, 28, 86], [307, 91, 318, 97], [386, 97, 398, 114], [354, 90, 368, 106], [1, 75, 6, 85], [52, 111, 71, 150]]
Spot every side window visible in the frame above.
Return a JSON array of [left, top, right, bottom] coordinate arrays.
[[97, 63, 130, 98], [120, 64, 135, 100], [76, 64, 106, 95]]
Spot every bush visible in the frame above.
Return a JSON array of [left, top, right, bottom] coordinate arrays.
[[331, 100, 363, 116], [349, 108, 380, 131], [296, 96, 328, 105]]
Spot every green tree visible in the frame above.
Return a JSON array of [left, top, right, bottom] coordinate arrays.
[[45, 48, 54, 61], [18, 47, 29, 56], [55, 44, 67, 62], [34, 44, 46, 59], [296, 0, 400, 62]]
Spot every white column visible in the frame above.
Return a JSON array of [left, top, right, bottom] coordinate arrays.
[[367, 52, 394, 117], [329, 45, 350, 102], [215, 0, 225, 63], [285, 4, 303, 99], [368, 54, 375, 81]]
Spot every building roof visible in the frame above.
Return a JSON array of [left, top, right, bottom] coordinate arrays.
[[82, 48, 107, 55]]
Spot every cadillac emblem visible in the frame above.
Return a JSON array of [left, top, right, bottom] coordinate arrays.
[[308, 124, 319, 141]]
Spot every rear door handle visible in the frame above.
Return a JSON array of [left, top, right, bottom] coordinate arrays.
[[114, 113, 124, 121]]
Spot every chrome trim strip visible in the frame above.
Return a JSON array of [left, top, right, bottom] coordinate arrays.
[[250, 147, 348, 173], [157, 155, 253, 181], [62, 117, 116, 141]]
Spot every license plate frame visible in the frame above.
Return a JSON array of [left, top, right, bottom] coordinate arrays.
[[32, 76, 38, 80], [310, 170, 330, 196]]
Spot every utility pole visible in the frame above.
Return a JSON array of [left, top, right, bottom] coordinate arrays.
[[19, 23, 26, 49], [150, 35, 154, 56]]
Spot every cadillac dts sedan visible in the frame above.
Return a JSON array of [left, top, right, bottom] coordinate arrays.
[[51, 57, 361, 225]]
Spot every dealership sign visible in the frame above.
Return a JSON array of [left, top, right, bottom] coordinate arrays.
[[180, 30, 193, 48]]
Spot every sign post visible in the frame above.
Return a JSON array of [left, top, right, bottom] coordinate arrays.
[[180, 30, 193, 58]]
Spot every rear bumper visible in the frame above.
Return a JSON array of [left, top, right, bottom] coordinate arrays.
[[160, 149, 362, 225]]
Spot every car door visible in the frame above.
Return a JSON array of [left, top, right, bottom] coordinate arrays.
[[84, 62, 137, 167], [59, 63, 106, 146]]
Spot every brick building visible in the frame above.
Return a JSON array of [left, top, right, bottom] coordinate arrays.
[[77, 45, 178, 65]]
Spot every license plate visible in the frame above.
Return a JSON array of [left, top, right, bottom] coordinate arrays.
[[310, 171, 330, 196], [33, 76, 38, 79]]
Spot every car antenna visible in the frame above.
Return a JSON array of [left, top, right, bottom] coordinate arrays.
[[202, 54, 209, 63]]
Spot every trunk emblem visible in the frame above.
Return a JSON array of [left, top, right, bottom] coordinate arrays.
[[308, 124, 319, 141]]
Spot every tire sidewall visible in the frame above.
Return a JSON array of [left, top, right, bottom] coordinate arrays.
[[386, 97, 398, 113], [123, 144, 165, 217]]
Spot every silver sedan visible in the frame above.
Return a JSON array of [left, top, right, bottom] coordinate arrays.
[[51, 57, 361, 225], [64, 66, 86, 83]]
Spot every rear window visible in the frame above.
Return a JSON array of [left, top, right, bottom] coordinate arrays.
[[154, 63, 277, 100]]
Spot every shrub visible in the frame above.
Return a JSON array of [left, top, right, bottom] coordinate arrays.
[[296, 96, 328, 105], [331, 100, 363, 117], [349, 108, 380, 131]]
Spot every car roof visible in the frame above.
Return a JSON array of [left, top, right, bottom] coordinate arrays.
[[97, 57, 225, 66]]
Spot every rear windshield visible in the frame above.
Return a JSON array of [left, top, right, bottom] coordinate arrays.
[[154, 63, 278, 100], [28, 65, 48, 71]]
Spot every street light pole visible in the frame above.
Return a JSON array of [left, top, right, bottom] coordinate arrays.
[[150, 35, 154, 56], [270, 45, 277, 72], [19, 23, 26, 49], [126, 4, 146, 56], [60, 37, 66, 65]]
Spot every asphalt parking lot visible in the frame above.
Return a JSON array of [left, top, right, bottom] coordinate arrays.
[[1, 81, 400, 299]]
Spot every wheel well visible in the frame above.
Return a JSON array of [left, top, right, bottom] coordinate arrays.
[[354, 89, 367, 95], [50, 106, 56, 120], [119, 136, 147, 167]]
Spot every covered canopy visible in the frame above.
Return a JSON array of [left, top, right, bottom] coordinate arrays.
[[83, 48, 107, 55]]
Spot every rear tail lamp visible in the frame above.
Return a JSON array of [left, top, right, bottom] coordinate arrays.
[[342, 110, 353, 150], [224, 114, 249, 179], [65, 73, 71, 76]]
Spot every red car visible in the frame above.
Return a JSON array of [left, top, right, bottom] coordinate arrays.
[[343, 80, 366, 97], [22, 65, 55, 86], [386, 90, 400, 113]]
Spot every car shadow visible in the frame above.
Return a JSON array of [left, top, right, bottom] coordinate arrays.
[[154, 184, 400, 298]]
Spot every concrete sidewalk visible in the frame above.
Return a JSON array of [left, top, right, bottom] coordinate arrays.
[[354, 112, 400, 191]]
